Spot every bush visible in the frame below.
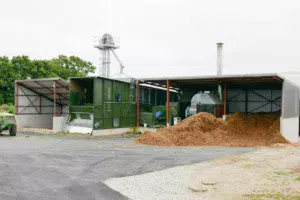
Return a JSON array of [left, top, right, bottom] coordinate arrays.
[[0, 104, 10, 111], [8, 105, 14, 114], [0, 104, 14, 114]]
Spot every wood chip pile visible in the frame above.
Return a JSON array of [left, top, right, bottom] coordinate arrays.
[[135, 112, 288, 147]]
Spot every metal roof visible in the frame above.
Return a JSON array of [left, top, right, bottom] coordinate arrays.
[[139, 73, 283, 90], [140, 73, 279, 81], [16, 78, 69, 105]]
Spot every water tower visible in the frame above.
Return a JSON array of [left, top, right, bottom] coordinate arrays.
[[94, 34, 125, 78]]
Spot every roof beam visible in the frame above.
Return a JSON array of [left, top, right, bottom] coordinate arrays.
[[34, 81, 68, 100], [18, 83, 64, 106]]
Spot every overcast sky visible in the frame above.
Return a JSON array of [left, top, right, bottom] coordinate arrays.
[[1, 0, 300, 78]]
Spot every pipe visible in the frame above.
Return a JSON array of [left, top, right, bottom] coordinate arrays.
[[217, 42, 223, 76], [111, 49, 125, 73]]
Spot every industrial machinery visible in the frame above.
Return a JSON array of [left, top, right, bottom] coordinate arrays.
[[0, 113, 17, 136], [94, 33, 125, 78], [68, 77, 136, 134], [152, 103, 179, 126], [185, 92, 224, 118], [153, 106, 167, 126]]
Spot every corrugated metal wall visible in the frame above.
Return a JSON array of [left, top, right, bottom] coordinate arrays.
[[282, 81, 299, 118], [227, 89, 281, 114], [17, 85, 60, 114]]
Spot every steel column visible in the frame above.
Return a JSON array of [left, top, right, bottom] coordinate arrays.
[[136, 80, 140, 127], [15, 82, 18, 115], [166, 80, 170, 126], [53, 82, 56, 116]]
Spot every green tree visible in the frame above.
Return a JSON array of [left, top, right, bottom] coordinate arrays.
[[0, 55, 96, 105], [49, 55, 96, 80], [0, 56, 15, 104]]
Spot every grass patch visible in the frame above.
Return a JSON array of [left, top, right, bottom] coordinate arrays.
[[295, 177, 300, 182], [188, 187, 207, 193], [273, 171, 291, 176], [243, 164, 254, 168], [249, 192, 300, 200]]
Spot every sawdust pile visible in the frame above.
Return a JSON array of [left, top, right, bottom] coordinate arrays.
[[136, 112, 288, 147]]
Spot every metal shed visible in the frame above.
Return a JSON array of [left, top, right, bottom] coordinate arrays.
[[15, 78, 69, 128], [138, 72, 300, 143]]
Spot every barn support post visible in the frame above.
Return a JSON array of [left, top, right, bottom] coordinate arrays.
[[15, 82, 19, 115], [53, 82, 56, 116], [166, 79, 170, 126], [136, 80, 140, 128]]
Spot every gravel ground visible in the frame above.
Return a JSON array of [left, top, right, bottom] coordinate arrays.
[[0, 131, 254, 200], [105, 146, 300, 200]]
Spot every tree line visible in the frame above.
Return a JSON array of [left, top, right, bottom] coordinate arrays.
[[0, 55, 96, 105]]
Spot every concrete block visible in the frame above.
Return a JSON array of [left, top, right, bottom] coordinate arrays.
[[92, 128, 132, 136], [16, 115, 53, 129], [53, 116, 67, 133], [280, 117, 300, 143]]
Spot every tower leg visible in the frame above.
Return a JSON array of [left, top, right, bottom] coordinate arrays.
[[107, 50, 110, 78], [102, 50, 106, 77]]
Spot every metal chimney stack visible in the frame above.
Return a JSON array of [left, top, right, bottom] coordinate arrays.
[[217, 42, 223, 76]]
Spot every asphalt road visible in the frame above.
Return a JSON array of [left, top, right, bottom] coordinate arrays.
[[0, 131, 255, 200]]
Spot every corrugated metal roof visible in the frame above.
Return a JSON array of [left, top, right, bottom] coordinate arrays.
[[139, 73, 280, 81], [15, 78, 69, 105], [139, 73, 282, 90]]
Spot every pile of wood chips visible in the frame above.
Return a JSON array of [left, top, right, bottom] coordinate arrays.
[[135, 112, 289, 147]]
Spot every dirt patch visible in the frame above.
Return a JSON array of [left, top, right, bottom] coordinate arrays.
[[293, 168, 300, 176], [104, 147, 300, 200], [136, 112, 288, 147]]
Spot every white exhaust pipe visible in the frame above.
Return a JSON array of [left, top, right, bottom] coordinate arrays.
[[217, 42, 224, 100], [217, 42, 223, 76]]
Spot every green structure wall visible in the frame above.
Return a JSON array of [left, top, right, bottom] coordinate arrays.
[[69, 77, 136, 130], [93, 77, 136, 130]]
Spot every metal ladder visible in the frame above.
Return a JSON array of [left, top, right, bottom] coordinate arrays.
[[123, 79, 136, 117]]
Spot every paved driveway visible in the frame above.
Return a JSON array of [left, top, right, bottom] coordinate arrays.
[[0, 132, 255, 200]]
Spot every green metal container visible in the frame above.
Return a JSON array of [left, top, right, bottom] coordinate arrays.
[[69, 77, 136, 130]]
